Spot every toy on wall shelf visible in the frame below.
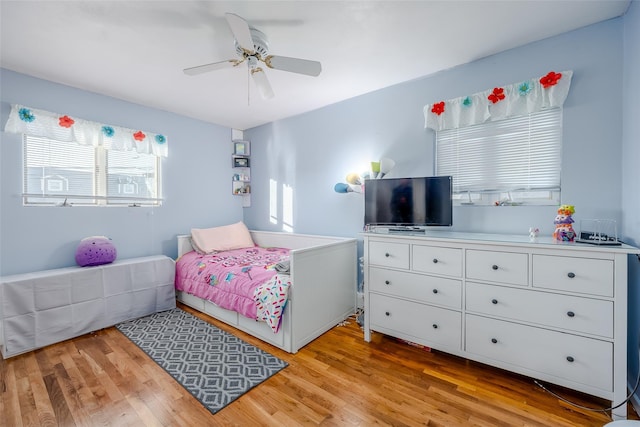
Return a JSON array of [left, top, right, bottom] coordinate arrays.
[[553, 205, 576, 242]]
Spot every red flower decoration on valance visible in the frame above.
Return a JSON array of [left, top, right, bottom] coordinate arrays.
[[59, 115, 75, 128], [133, 131, 146, 141], [431, 101, 445, 116], [488, 87, 505, 104], [540, 71, 562, 88]]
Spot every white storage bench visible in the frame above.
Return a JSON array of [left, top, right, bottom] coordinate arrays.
[[0, 255, 175, 358]]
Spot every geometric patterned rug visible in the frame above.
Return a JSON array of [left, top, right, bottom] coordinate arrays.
[[116, 307, 288, 414]]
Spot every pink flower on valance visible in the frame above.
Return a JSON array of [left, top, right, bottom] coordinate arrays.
[[540, 71, 562, 88], [431, 101, 445, 116], [133, 131, 146, 141], [59, 115, 75, 128], [487, 87, 505, 104]]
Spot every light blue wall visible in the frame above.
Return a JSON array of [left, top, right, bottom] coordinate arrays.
[[0, 69, 244, 275], [622, 0, 640, 404], [244, 18, 625, 239]]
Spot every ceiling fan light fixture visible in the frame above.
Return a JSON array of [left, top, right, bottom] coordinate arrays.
[[235, 28, 269, 59]]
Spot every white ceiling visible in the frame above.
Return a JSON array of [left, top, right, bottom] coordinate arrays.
[[0, 1, 630, 130]]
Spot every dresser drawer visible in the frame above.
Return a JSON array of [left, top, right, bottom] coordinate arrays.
[[466, 250, 528, 286], [369, 241, 410, 269], [532, 255, 614, 297], [370, 293, 461, 349], [369, 267, 461, 309], [466, 282, 613, 338], [413, 245, 462, 278], [465, 315, 612, 392]]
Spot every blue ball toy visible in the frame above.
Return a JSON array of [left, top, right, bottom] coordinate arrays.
[[334, 182, 349, 193], [75, 236, 117, 267]]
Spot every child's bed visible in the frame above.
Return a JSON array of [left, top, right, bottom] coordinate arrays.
[[175, 230, 357, 353]]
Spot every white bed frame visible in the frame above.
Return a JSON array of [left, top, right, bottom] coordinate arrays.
[[176, 231, 358, 353]]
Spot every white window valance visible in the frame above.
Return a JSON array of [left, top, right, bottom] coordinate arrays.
[[4, 104, 168, 158], [424, 70, 572, 131]]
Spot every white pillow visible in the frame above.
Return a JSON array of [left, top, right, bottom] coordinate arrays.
[[190, 222, 255, 254]]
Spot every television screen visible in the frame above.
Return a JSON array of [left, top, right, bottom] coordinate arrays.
[[364, 176, 452, 227]]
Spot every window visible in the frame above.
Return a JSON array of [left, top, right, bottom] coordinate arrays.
[[436, 108, 562, 206], [23, 135, 161, 206]]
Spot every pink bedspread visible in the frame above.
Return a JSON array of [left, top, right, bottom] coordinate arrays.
[[175, 247, 291, 332]]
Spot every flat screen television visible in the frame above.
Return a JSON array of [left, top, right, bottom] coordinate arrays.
[[364, 176, 453, 227]]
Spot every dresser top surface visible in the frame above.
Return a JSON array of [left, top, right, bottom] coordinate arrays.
[[361, 230, 640, 254]]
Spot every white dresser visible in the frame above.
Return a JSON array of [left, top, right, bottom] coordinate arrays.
[[362, 231, 640, 420]]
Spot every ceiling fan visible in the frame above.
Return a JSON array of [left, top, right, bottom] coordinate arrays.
[[183, 13, 322, 99]]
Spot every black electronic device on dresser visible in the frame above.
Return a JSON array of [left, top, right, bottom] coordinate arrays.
[[364, 176, 453, 229]]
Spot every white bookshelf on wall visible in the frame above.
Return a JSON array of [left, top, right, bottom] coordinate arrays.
[[231, 129, 251, 207], [231, 152, 250, 194]]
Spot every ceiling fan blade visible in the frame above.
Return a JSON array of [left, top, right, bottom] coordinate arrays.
[[183, 59, 241, 76], [251, 67, 274, 99], [264, 55, 322, 77], [225, 13, 255, 55]]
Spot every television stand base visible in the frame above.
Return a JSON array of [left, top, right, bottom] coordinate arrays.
[[388, 227, 425, 233]]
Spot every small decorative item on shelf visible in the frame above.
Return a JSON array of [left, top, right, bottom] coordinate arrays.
[[233, 173, 249, 182], [233, 140, 250, 156], [233, 156, 250, 168], [552, 204, 576, 242], [233, 184, 250, 194]]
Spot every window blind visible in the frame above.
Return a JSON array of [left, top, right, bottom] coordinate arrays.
[[436, 108, 562, 195], [23, 135, 161, 206], [24, 136, 96, 204], [106, 149, 159, 205]]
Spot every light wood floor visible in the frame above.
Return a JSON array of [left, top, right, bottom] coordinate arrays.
[[2, 303, 639, 426]]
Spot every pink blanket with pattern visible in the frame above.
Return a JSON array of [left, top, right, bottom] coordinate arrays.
[[175, 247, 291, 332]]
